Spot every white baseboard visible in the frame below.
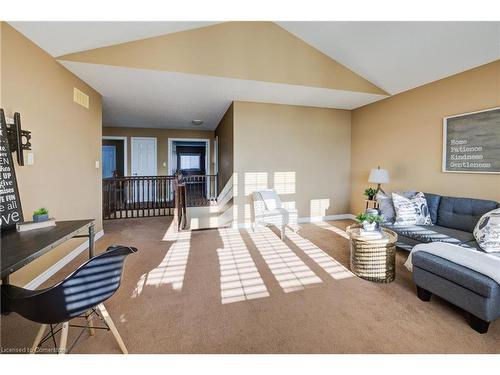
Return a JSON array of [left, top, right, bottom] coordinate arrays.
[[234, 222, 253, 229], [232, 214, 355, 229], [24, 229, 104, 290]]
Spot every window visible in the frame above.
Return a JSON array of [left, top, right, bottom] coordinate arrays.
[[180, 154, 201, 170]]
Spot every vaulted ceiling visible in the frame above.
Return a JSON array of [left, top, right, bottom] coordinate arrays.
[[9, 21, 500, 130]]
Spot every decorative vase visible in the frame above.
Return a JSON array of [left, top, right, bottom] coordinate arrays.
[[362, 221, 377, 232], [33, 214, 49, 223]]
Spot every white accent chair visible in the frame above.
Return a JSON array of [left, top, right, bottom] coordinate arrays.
[[252, 189, 298, 239]]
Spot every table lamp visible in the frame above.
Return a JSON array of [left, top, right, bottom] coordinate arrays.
[[368, 166, 389, 194]]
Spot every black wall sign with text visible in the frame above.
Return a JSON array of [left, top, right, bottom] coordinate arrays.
[[0, 109, 24, 230], [443, 107, 500, 174]]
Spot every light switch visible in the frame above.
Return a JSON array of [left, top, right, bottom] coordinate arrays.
[[95, 161, 100, 169], [27, 153, 34, 165]]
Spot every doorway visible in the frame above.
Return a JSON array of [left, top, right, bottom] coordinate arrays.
[[102, 136, 127, 178], [168, 138, 212, 203], [167, 138, 210, 176]]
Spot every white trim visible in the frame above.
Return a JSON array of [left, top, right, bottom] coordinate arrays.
[[102, 136, 128, 176], [167, 137, 210, 176], [214, 136, 219, 176], [214, 136, 219, 195], [442, 106, 500, 175], [233, 214, 355, 229], [131, 137, 157, 176], [24, 229, 104, 290], [217, 174, 233, 206]]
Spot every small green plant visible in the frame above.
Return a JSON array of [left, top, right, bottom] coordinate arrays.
[[34, 207, 49, 216], [364, 187, 377, 200], [355, 212, 383, 224]]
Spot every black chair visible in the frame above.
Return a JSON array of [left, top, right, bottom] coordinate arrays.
[[1, 245, 137, 354]]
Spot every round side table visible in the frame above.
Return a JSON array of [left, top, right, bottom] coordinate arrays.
[[346, 224, 398, 283]]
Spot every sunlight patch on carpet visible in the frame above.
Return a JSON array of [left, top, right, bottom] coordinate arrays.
[[217, 228, 269, 304], [313, 221, 350, 239], [286, 231, 353, 280], [246, 228, 322, 293], [133, 230, 191, 296]]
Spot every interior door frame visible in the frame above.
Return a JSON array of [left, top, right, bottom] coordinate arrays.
[[168, 137, 211, 200], [167, 138, 210, 176], [131, 137, 157, 176], [102, 136, 128, 176]]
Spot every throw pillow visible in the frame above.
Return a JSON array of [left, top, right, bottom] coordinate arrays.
[[392, 192, 432, 226], [473, 208, 500, 253], [376, 190, 416, 223]]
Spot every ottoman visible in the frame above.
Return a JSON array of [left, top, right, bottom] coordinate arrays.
[[412, 251, 500, 333]]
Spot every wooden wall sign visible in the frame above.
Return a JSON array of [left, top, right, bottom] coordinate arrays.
[[0, 109, 24, 230], [442, 107, 500, 174]]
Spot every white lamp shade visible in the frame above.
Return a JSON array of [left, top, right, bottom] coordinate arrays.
[[368, 168, 389, 184]]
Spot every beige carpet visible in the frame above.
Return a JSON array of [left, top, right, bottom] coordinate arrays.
[[1, 217, 499, 354]]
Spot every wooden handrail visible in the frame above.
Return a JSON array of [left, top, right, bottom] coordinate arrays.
[[102, 175, 175, 220], [178, 174, 218, 207], [102, 173, 218, 227]]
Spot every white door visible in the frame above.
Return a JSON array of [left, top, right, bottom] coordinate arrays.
[[131, 138, 157, 176], [131, 138, 157, 202]]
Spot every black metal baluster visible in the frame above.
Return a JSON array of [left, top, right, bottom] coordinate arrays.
[[125, 179, 129, 218], [133, 178, 136, 217]]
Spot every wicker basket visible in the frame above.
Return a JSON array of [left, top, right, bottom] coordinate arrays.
[[346, 224, 397, 283]]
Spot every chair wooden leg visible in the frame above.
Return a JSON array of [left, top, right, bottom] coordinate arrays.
[[97, 303, 128, 354], [281, 224, 286, 240], [58, 322, 69, 354], [30, 324, 47, 354], [86, 310, 95, 336]]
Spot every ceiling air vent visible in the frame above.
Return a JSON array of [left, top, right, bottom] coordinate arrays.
[[73, 87, 89, 109]]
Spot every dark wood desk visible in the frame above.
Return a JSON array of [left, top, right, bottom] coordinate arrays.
[[1, 220, 95, 283]]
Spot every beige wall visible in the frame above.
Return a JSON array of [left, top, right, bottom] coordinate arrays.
[[233, 101, 351, 224], [351, 60, 500, 215], [1, 23, 102, 286], [59, 22, 386, 95], [102, 126, 215, 175], [215, 104, 234, 191]]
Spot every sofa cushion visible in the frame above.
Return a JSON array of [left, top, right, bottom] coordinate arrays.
[[423, 192, 441, 224], [394, 234, 421, 252], [376, 190, 416, 223], [385, 224, 474, 245], [473, 208, 500, 253], [412, 251, 500, 298], [393, 192, 432, 225], [437, 196, 499, 232]]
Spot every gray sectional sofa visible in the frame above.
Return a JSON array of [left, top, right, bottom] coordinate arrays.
[[384, 193, 498, 252], [382, 193, 500, 333]]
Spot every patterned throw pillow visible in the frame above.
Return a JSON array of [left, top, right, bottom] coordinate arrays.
[[376, 190, 416, 223], [392, 192, 432, 226], [473, 208, 500, 253]]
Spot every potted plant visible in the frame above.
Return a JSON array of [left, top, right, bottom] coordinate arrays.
[[355, 212, 383, 232], [33, 207, 49, 222], [364, 187, 377, 201]]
